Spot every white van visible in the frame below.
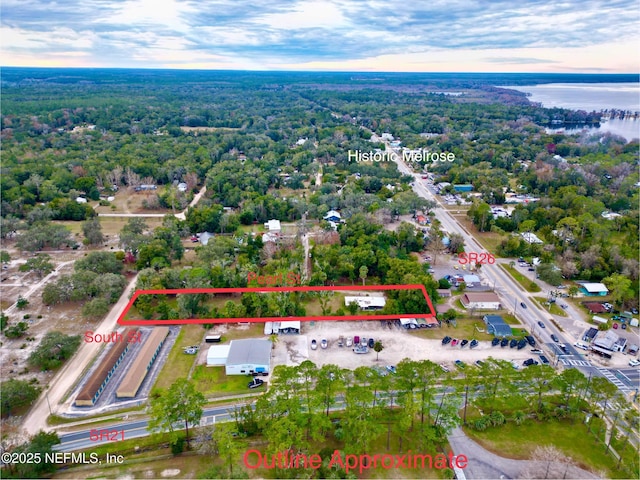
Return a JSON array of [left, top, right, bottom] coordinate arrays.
[[574, 342, 590, 351]]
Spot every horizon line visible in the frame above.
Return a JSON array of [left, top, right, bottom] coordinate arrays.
[[2, 66, 639, 76]]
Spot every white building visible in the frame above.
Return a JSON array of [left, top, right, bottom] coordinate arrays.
[[521, 232, 543, 244], [225, 339, 272, 375], [206, 345, 231, 366], [264, 219, 281, 233], [344, 296, 386, 310], [461, 292, 501, 310]]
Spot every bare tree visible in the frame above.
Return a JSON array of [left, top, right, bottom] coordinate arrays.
[[108, 166, 123, 187], [124, 167, 141, 187], [518, 445, 580, 479]]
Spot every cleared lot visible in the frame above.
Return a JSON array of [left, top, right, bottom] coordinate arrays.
[[272, 320, 534, 370]]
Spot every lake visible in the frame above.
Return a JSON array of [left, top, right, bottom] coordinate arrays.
[[504, 83, 639, 141]]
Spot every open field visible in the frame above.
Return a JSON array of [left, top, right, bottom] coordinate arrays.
[[192, 365, 253, 397], [532, 296, 568, 317], [455, 215, 505, 253], [152, 325, 205, 391]]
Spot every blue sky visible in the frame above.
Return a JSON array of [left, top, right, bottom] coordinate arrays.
[[1, 0, 639, 71]]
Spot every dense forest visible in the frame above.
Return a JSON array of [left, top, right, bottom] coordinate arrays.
[[1, 68, 638, 304]]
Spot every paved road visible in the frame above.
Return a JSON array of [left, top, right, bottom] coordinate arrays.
[[389, 151, 636, 396], [448, 426, 598, 479], [23, 274, 139, 436]]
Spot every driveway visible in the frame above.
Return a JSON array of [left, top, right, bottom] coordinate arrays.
[[448, 427, 598, 479]]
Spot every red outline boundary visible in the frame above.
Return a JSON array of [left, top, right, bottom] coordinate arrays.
[[117, 284, 436, 326]]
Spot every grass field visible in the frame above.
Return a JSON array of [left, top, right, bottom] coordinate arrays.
[[192, 365, 257, 397], [501, 264, 542, 293], [532, 297, 568, 317], [153, 325, 205, 391], [463, 417, 624, 479], [455, 215, 505, 253]]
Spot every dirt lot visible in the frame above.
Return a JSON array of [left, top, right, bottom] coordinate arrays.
[[272, 321, 534, 370]]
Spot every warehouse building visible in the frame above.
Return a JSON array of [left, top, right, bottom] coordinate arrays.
[[225, 338, 272, 375], [116, 327, 170, 398], [75, 328, 138, 406]]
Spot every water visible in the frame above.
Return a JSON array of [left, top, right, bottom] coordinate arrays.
[[504, 83, 640, 141]]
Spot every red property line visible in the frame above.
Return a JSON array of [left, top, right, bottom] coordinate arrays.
[[117, 284, 436, 326]]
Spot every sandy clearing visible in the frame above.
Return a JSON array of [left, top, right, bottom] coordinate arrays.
[[272, 321, 536, 370]]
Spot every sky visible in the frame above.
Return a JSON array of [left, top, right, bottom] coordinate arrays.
[[1, 0, 639, 72]]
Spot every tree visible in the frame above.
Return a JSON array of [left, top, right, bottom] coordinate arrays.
[[373, 340, 384, 360], [359, 265, 368, 286], [75, 251, 123, 275], [28, 332, 81, 371], [1, 379, 41, 417], [603, 273, 633, 307], [19, 254, 55, 278], [4, 431, 60, 478], [82, 217, 104, 245], [447, 233, 465, 254], [149, 378, 205, 448], [0, 250, 10, 264], [197, 423, 244, 477]]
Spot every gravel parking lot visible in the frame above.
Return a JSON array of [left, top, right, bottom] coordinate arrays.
[[272, 321, 534, 370]]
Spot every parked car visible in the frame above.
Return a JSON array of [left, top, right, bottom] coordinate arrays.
[[525, 335, 536, 347], [629, 359, 640, 367], [442, 336, 452, 345], [248, 378, 264, 389], [183, 347, 198, 355], [475, 360, 485, 367], [470, 339, 479, 349], [321, 339, 328, 349], [368, 338, 375, 348], [551, 334, 559, 342], [517, 339, 527, 349], [613, 322, 619, 329], [538, 321, 546, 329], [345, 337, 353, 347], [631, 308, 639, 315], [500, 338, 509, 347], [523, 358, 538, 367], [622, 324, 627, 330], [354, 335, 360, 345], [385, 365, 397, 374], [460, 339, 469, 348], [439, 364, 450, 372], [454, 360, 465, 369], [539, 355, 549, 364], [338, 336, 344, 347], [311, 339, 317, 350], [509, 338, 518, 348], [361, 337, 368, 346], [451, 338, 458, 346], [491, 337, 500, 346], [531, 349, 543, 354]]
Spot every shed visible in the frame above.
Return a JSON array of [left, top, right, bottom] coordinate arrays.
[[207, 345, 231, 366], [453, 184, 473, 192], [225, 339, 272, 376], [278, 320, 300, 334], [592, 316, 608, 325], [584, 302, 607, 314], [483, 315, 512, 337]]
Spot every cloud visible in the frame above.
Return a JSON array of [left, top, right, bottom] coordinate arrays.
[[1, 0, 638, 71]]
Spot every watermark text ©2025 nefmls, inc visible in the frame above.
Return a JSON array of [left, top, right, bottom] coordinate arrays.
[[348, 149, 455, 163]]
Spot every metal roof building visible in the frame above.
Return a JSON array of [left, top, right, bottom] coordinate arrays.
[[225, 338, 272, 375], [116, 327, 169, 398], [483, 315, 512, 338], [75, 328, 138, 407], [344, 296, 386, 310]]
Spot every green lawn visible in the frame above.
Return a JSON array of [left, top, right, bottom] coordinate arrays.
[[532, 297, 568, 317], [463, 417, 625, 479], [192, 365, 259, 397], [501, 264, 542, 293], [153, 325, 204, 391]]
